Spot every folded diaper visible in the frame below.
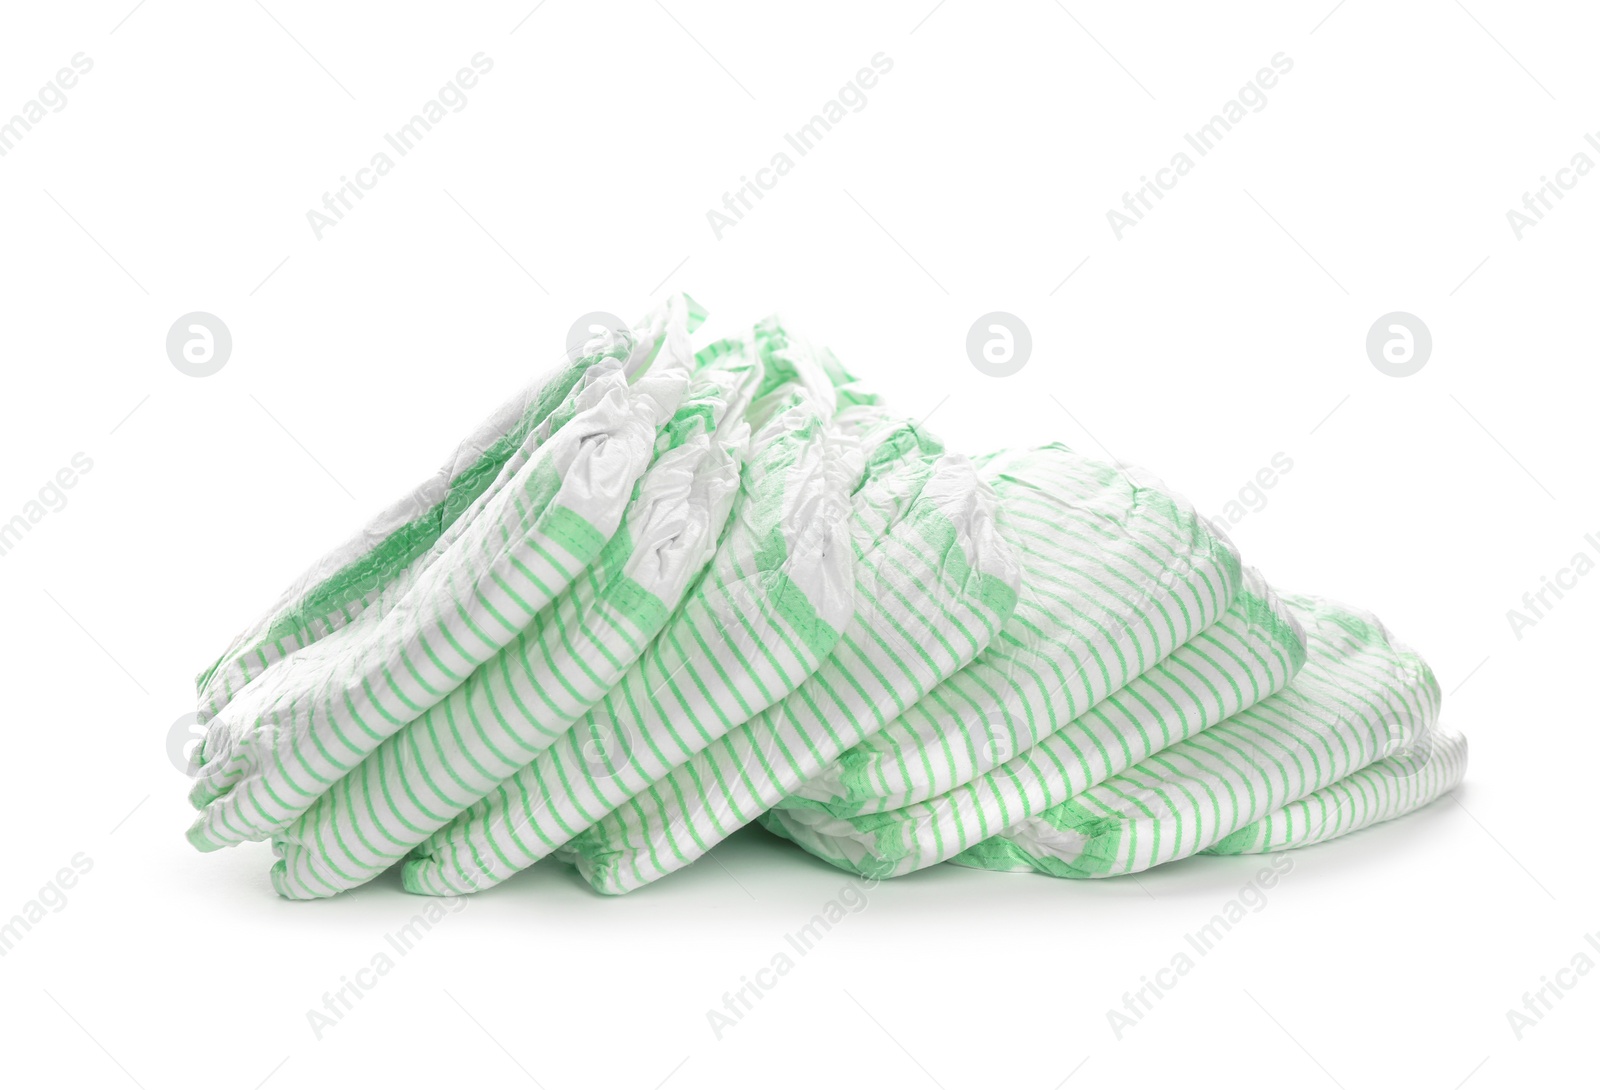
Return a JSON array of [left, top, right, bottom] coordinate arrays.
[[561, 406, 1022, 894], [186, 296, 1464, 899], [759, 567, 1303, 878], [776, 444, 1246, 819], [188, 296, 700, 852], [1205, 725, 1466, 855], [269, 344, 758, 898], [950, 595, 1441, 878], [402, 321, 860, 895], [194, 298, 703, 724]]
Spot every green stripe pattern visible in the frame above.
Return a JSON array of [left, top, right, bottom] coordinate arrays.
[[759, 567, 1304, 878], [267, 352, 758, 898], [403, 328, 861, 896], [186, 298, 701, 853], [187, 299, 1464, 898], [778, 444, 1246, 817], [1206, 726, 1467, 855], [195, 298, 704, 724], [561, 404, 1023, 895], [950, 595, 1441, 878]]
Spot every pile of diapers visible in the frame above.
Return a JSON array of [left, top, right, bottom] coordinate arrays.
[[186, 295, 1466, 898]]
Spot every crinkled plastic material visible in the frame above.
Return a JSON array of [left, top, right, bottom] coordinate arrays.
[[560, 403, 1024, 895], [402, 322, 860, 895], [186, 296, 1464, 898], [188, 297, 700, 852], [193, 298, 704, 725], [270, 342, 757, 898], [776, 443, 1247, 818]]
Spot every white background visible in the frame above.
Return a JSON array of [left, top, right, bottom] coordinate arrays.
[[0, 1, 1593, 1087]]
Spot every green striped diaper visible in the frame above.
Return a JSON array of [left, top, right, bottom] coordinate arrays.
[[777, 444, 1246, 818], [267, 346, 759, 898], [951, 594, 1441, 878], [1205, 725, 1466, 855], [194, 297, 704, 724], [561, 404, 1023, 894], [186, 297, 1465, 898], [401, 322, 862, 895], [758, 566, 1303, 878], [187, 296, 701, 853]]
